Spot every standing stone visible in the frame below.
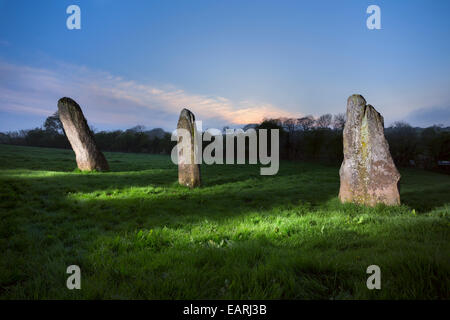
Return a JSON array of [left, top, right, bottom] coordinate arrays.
[[58, 97, 109, 171], [339, 94, 400, 206], [177, 108, 201, 188]]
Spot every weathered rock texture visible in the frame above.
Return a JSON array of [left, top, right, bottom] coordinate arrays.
[[58, 97, 109, 171], [339, 94, 400, 206], [177, 108, 201, 188]]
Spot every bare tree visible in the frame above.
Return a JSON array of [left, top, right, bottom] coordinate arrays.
[[391, 121, 411, 129], [282, 118, 297, 133], [316, 114, 332, 128], [332, 113, 346, 130], [128, 125, 146, 133], [297, 115, 315, 131]]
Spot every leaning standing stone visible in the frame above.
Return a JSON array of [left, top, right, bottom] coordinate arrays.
[[339, 94, 400, 206], [58, 97, 109, 171], [177, 108, 201, 188]]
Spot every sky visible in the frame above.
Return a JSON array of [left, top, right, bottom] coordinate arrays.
[[0, 0, 449, 132]]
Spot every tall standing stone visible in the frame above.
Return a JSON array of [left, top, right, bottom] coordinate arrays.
[[177, 108, 201, 188], [58, 97, 109, 171], [339, 94, 400, 206]]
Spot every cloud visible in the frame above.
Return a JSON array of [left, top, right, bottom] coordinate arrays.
[[0, 60, 295, 131], [405, 105, 450, 127]]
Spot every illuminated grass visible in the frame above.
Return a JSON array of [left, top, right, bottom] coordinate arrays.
[[0, 144, 449, 299]]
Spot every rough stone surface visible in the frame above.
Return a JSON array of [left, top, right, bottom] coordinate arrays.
[[177, 108, 201, 188], [339, 94, 400, 206], [58, 97, 109, 171]]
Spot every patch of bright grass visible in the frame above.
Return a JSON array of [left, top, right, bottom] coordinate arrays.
[[0, 144, 449, 299]]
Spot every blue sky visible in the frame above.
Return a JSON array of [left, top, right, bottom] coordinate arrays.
[[0, 0, 449, 132]]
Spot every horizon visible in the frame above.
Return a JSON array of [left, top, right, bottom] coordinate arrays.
[[1, 0, 450, 132]]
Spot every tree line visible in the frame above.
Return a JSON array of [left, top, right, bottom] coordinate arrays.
[[259, 116, 449, 172], [0, 111, 448, 172], [0, 112, 173, 155]]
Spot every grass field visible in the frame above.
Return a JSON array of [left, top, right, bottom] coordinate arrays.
[[0, 143, 449, 299]]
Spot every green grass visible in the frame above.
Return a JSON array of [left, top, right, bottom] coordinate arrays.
[[0, 144, 449, 299]]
